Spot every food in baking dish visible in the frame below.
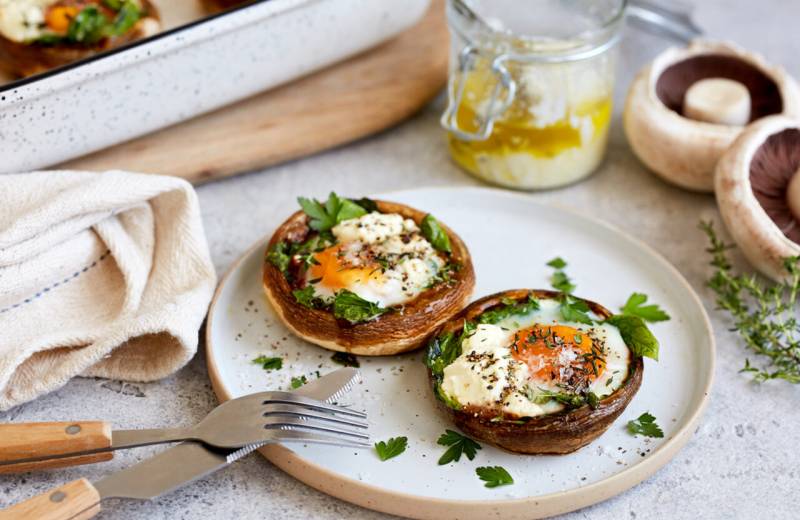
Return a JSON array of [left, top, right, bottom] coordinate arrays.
[[426, 289, 656, 454], [263, 193, 475, 356], [0, 0, 160, 77]]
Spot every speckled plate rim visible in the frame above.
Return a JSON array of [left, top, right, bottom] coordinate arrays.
[[206, 186, 715, 520]]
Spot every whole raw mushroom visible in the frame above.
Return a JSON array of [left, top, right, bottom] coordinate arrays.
[[715, 115, 800, 281], [624, 40, 800, 192]]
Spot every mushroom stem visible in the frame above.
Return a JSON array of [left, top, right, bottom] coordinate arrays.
[[787, 169, 800, 222], [684, 78, 751, 126]]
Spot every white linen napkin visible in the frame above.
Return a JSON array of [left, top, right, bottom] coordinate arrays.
[[0, 170, 217, 410]]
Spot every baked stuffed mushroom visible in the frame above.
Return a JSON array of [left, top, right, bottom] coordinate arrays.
[[426, 289, 657, 454], [200, 0, 251, 14], [0, 0, 160, 77], [263, 193, 475, 356]]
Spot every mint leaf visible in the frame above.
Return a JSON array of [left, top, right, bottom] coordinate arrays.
[[298, 192, 367, 232], [478, 295, 540, 325], [627, 412, 664, 438], [333, 289, 388, 323], [252, 355, 282, 371], [331, 352, 360, 367], [374, 436, 408, 461], [620, 293, 671, 323], [109, 1, 141, 36], [606, 314, 659, 360], [546, 257, 567, 269], [67, 6, 108, 43], [476, 466, 514, 488], [437, 430, 481, 465], [421, 214, 452, 254]]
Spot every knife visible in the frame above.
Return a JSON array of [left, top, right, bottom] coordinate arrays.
[[0, 368, 362, 519]]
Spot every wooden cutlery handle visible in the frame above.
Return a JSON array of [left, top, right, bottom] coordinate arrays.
[[0, 422, 113, 474], [0, 478, 101, 520]]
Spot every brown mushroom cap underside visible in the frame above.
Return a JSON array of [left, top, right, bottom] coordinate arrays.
[[624, 41, 800, 193], [263, 200, 476, 356], [0, 1, 161, 78], [657, 54, 784, 123], [715, 116, 800, 281], [430, 289, 644, 455], [750, 128, 800, 243]]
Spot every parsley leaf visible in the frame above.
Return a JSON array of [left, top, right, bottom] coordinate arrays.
[[110, 1, 141, 36], [421, 214, 452, 254], [478, 295, 540, 325], [606, 314, 659, 360], [333, 289, 388, 323], [293, 286, 323, 309], [437, 430, 482, 465], [67, 6, 108, 44], [331, 352, 360, 367], [550, 271, 576, 294], [374, 436, 408, 461], [547, 257, 576, 293], [297, 192, 367, 232], [627, 412, 664, 438], [620, 293, 671, 323], [560, 296, 593, 325], [290, 375, 307, 389], [475, 466, 514, 488], [252, 355, 283, 371], [266, 242, 291, 275]]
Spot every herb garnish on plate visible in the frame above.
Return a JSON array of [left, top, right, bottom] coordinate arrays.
[[476, 466, 514, 488], [374, 436, 408, 461], [252, 355, 282, 371], [437, 429, 481, 465], [627, 412, 664, 438]]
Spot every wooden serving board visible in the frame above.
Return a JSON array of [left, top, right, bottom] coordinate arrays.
[[60, 0, 449, 184]]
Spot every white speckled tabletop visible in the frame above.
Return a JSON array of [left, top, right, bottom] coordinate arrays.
[[2, 1, 800, 518]]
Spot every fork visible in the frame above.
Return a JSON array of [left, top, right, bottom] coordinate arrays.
[[0, 390, 369, 474]]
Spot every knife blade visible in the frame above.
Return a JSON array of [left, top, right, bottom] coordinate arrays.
[[0, 368, 362, 519], [96, 367, 362, 501]]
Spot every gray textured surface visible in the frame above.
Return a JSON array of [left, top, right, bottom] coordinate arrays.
[[2, 1, 800, 518]]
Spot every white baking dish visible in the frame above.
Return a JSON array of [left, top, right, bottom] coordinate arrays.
[[0, 0, 430, 174]]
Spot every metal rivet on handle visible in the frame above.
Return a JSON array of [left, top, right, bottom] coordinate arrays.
[[65, 424, 81, 435], [50, 491, 66, 503]]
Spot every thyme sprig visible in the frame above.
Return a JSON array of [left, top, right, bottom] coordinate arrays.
[[701, 221, 800, 383]]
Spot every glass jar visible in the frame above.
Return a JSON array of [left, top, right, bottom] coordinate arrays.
[[441, 0, 626, 190]]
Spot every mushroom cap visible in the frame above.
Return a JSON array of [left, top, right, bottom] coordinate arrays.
[[715, 115, 800, 281], [427, 289, 644, 455], [624, 40, 800, 192], [262, 200, 476, 356]]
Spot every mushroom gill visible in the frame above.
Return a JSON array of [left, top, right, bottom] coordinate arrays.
[[656, 54, 783, 122], [750, 128, 800, 243]]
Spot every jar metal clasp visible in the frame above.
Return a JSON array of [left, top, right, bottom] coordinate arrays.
[[441, 34, 624, 142]]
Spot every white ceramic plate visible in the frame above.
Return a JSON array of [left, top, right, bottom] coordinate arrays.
[[206, 187, 714, 519]]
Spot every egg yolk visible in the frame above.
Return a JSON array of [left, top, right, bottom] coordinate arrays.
[[308, 245, 383, 290], [511, 324, 605, 383]]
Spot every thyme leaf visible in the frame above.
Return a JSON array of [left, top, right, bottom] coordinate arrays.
[[701, 221, 800, 383]]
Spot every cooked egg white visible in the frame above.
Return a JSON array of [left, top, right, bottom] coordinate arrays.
[[0, 0, 52, 42], [305, 212, 445, 308], [441, 298, 630, 418], [0, 0, 145, 43]]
